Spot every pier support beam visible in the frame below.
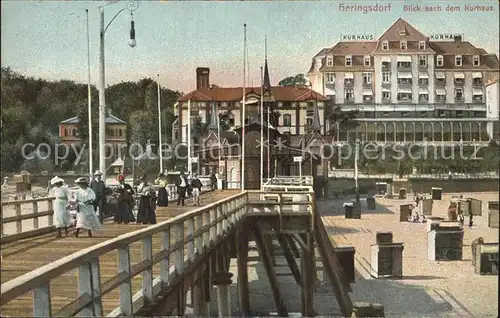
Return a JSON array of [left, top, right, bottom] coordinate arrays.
[[237, 226, 250, 316], [301, 233, 315, 317], [213, 272, 233, 317], [193, 278, 208, 316]]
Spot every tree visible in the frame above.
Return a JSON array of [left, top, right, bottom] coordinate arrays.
[[278, 74, 308, 87], [327, 105, 359, 140]]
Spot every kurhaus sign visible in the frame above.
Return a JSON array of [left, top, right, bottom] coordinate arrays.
[[429, 33, 465, 41], [341, 34, 374, 41]]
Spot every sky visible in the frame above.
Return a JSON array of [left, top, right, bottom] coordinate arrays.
[[2, 0, 499, 93]]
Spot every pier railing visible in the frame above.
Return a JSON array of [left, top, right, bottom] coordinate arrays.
[[1, 197, 55, 243], [0, 190, 316, 317]]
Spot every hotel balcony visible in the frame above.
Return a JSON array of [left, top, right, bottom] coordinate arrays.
[[435, 72, 446, 86], [453, 73, 465, 86], [396, 56, 411, 72], [344, 73, 354, 87], [472, 78, 483, 87], [472, 91, 484, 103]]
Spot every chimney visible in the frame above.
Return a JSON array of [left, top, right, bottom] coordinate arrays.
[[454, 35, 462, 43], [196, 67, 210, 90]]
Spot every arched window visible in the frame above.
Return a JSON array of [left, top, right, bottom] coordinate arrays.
[[436, 55, 443, 67]]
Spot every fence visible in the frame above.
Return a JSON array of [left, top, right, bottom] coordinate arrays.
[[0, 190, 316, 317], [1, 197, 55, 243]]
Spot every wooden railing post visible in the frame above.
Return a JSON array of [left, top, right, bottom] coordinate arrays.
[[118, 246, 133, 315], [196, 215, 203, 255], [210, 208, 217, 243], [203, 211, 210, 248], [47, 199, 54, 227], [32, 201, 39, 230], [15, 202, 22, 234], [216, 205, 223, 237], [33, 283, 52, 317], [187, 218, 195, 263], [77, 258, 103, 316], [160, 229, 170, 284], [142, 235, 154, 303], [173, 222, 185, 274]]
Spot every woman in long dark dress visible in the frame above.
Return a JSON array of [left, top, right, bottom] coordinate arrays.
[[155, 173, 169, 207], [114, 175, 136, 224], [136, 175, 157, 224]]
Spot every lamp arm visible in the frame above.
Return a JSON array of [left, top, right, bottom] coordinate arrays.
[[103, 8, 126, 35]]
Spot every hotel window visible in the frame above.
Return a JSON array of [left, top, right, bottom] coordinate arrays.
[[382, 41, 388, 51], [399, 29, 406, 36], [402, 111, 410, 117], [397, 77, 412, 85], [345, 55, 352, 67], [364, 56, 371, 67], [419, 55, 427, 67], [72, 129, 76, 137], [397, 92, 412, 101], [326, 73, 335, 83], [344, 73, 354, 85], [454, 73, 465, 85], [283, 114, 292, 127], [437, 55, 443, 66], [64, 129, 68, 137], [418, 77, 429, 85], [345, 88, 354, 101], [455, 55, 462, 66], [382, 72, 390, 83], [473, 55, 480, 66], [472, 73, 483, 85], [400, 41, 407, 50], [455, 88, 464, 101], [362, 72, 372, 85], [473, 88, 483, 101], [228, 114, 235, 126], [418, 91, 429, 102], [419, 41, 426, 50], [306, 117, 313, 128], [326, 56, 333, 66], [382, 91, 390, 100]]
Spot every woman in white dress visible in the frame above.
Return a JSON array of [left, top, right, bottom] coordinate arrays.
[[74, 177, 102, 237], [50, 176, 72, 237]]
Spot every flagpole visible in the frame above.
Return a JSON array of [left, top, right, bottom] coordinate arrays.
[[260, 66, 264, 189], [86, 9, 93, 179], [157, 73, 163, 174], [187, 99, 192, 175], [241, 23, 247, 191], [265, 36, 271, 180]]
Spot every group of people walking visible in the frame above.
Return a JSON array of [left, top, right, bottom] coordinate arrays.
[[48, 170, 211, 238]]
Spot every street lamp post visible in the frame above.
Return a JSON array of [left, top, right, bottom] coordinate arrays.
[[98, 0, 138, 181], [354, 138, 361, 214]]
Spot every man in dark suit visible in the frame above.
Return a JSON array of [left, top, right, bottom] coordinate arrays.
[[90, 170, 107, 223], [176, 171, 189, 206]]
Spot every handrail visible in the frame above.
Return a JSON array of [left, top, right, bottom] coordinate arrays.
[[1, 190, 317, 317], [1, 196, 55, 241], [1, 191, 249, 317]]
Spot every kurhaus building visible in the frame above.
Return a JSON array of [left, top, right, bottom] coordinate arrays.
[[173, 66, 332, 189], [307, 18, 500, 143]]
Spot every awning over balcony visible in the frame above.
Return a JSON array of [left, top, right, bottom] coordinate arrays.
[[344, 72, 354, 79], [382, 88, 391, 92], [419, 88, 429, 94], [473, 88, 483, 95], [397, 88, 412, 94], [472, 72, 482, 79], [435, 72, 446, 79], [435, 88, 446, 95], [397, 56, 412, 62], [419, 72, 429, 79], [362, 88, 373, 96], [397, 72, 412, 79], [454, 72, 465, 79], [381, 56, 391, 63]]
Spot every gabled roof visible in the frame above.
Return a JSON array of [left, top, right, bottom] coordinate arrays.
[[377, 18, 427, 42], [429, 41, 485, 55], [60, 114, 126, 125], [313, 47, 331, 58], [328, 41, 377, 55], [178, 87, 329, 102]]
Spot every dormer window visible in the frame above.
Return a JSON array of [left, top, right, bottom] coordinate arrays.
[[382, 41, 388, 51], [364, 56, 371, 67], [437, 55, 443, 66], [345, 55, 352, 67], [326, 56, 333, 66], [419, 41, 426, 50], [400, 41, 407, 50], [473, 55, 480, 66], [399, 29, 406, 36], [455, 55, 462, 66]]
